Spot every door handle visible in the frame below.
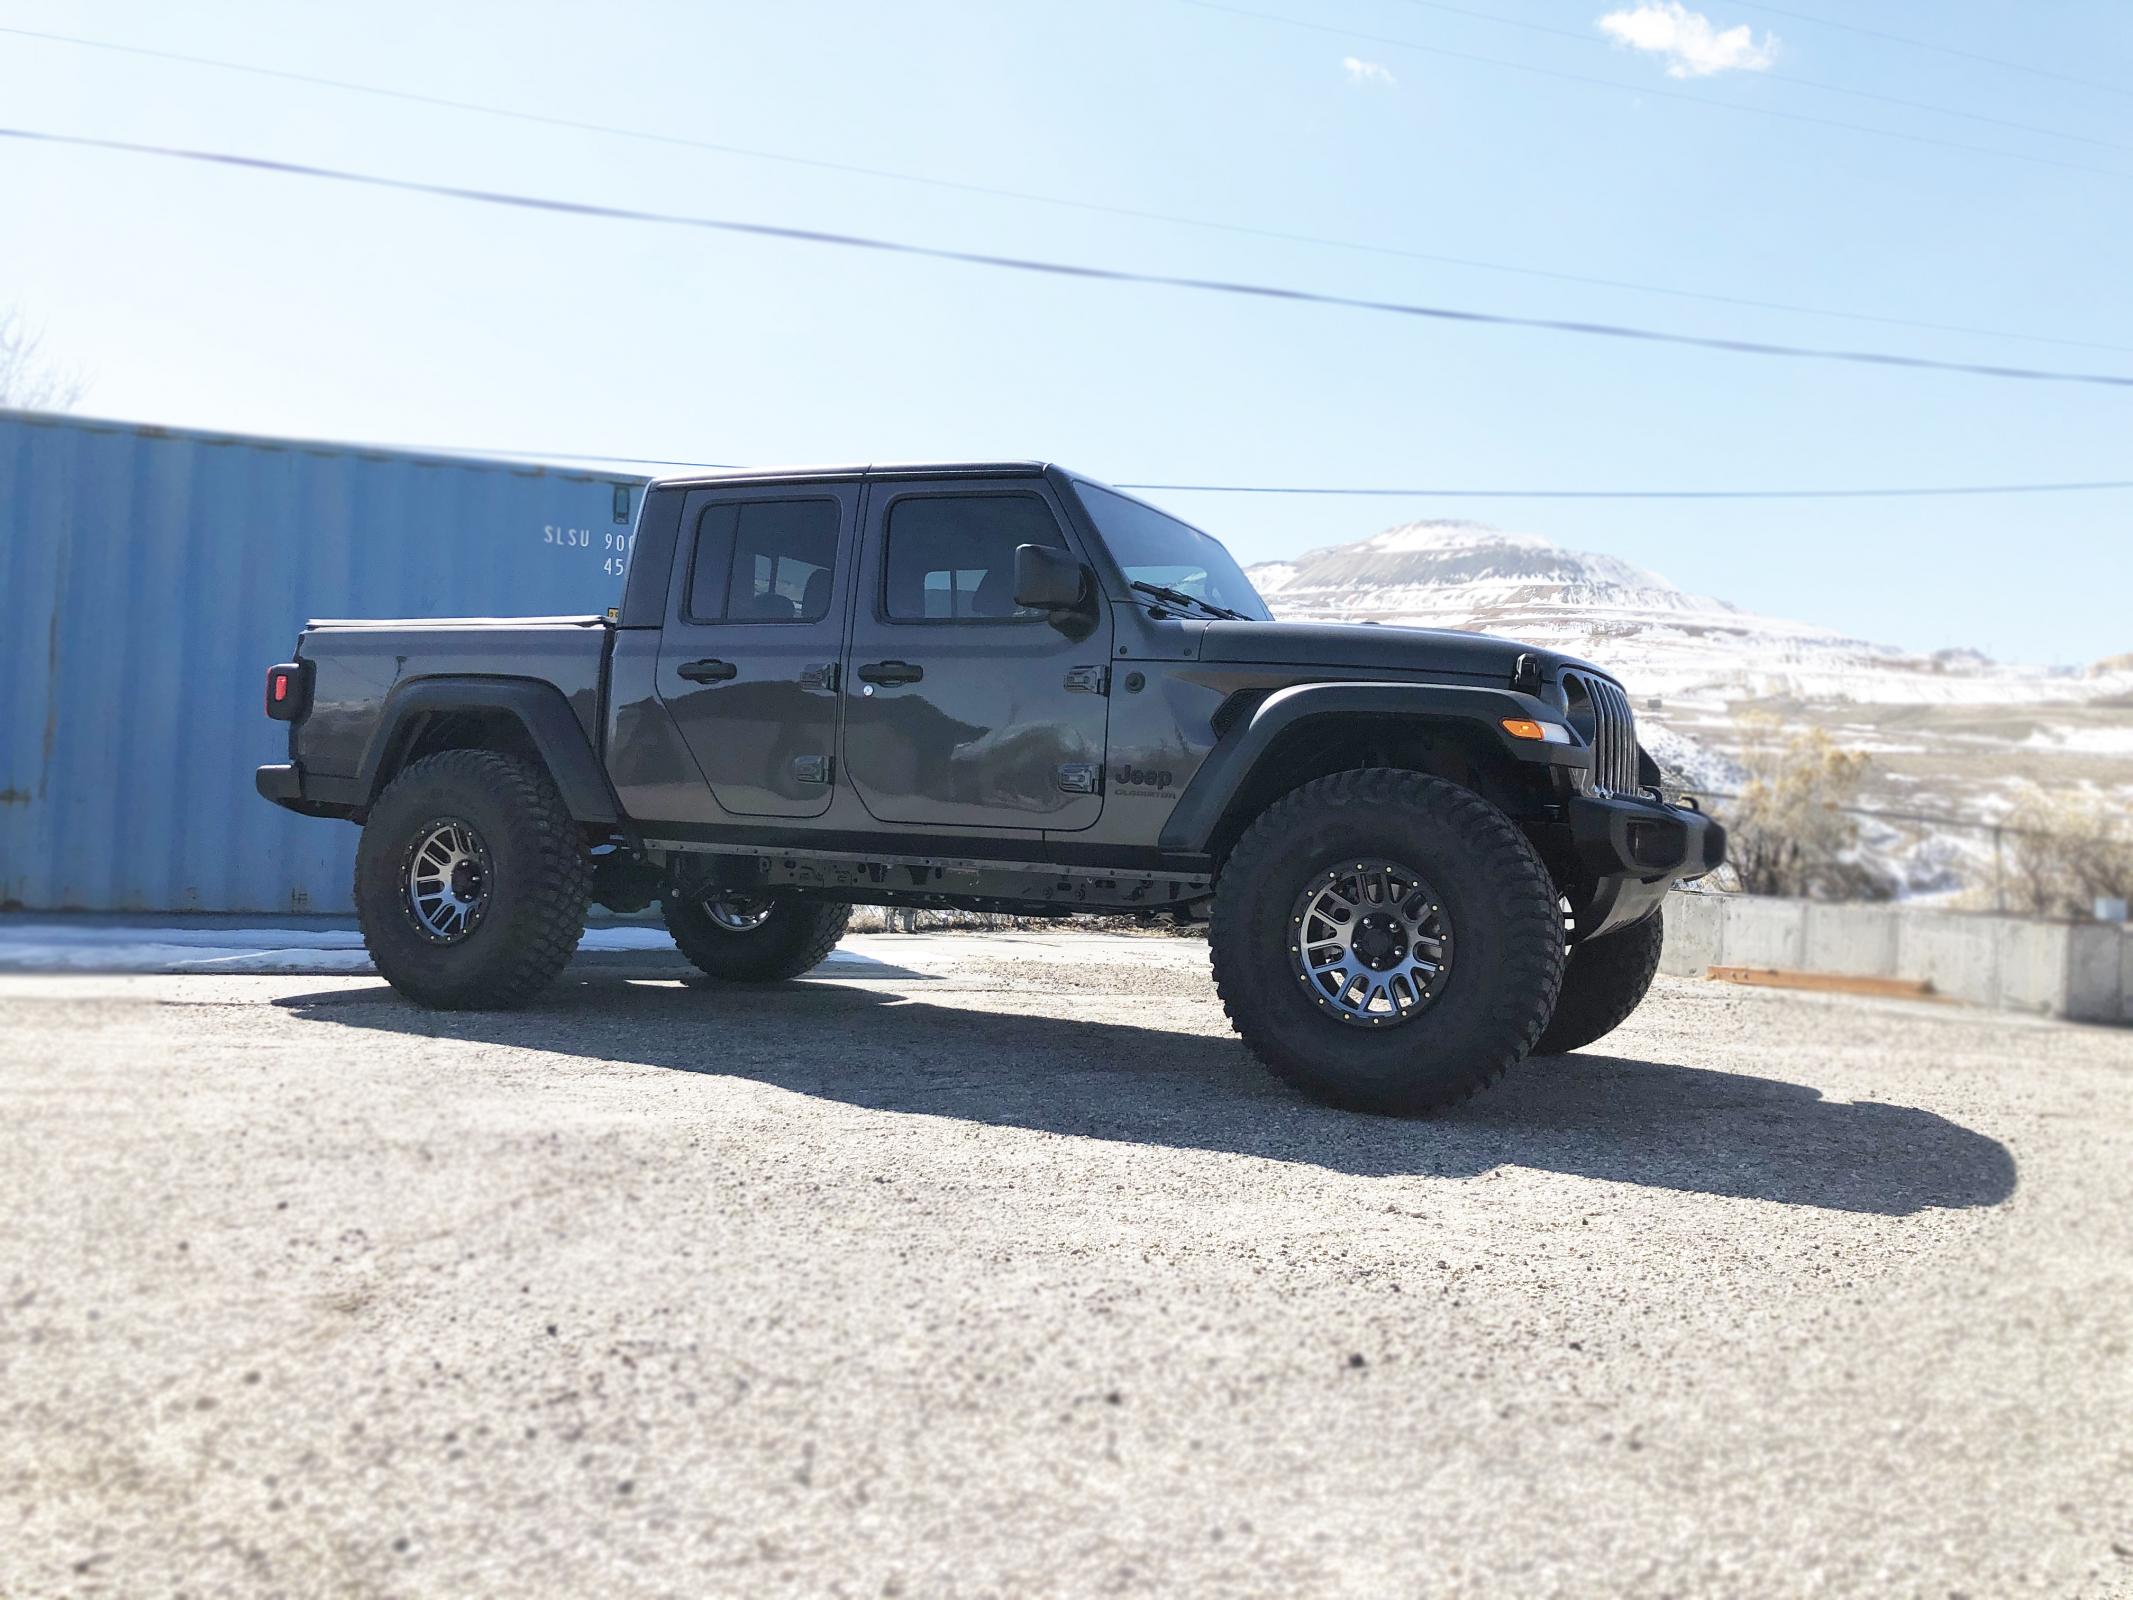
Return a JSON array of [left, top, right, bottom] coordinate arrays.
[[855, 660, 924, 686], [678, 658, 738, 683]]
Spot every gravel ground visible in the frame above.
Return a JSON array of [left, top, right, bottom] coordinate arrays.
[[2, 932, 2130, 1599]]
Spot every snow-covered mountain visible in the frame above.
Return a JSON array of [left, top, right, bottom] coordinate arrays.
[[1247, 521, 2130, 708]]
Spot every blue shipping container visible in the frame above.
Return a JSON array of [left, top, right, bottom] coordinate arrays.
[[0, 409, 648, 912]]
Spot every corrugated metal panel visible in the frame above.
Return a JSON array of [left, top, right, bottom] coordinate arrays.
[[0, 409, 648, 913]]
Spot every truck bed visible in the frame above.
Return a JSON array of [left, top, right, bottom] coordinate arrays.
[[293, 616, 614, 795]]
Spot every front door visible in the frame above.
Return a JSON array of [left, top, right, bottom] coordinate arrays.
[[841, 480, 1111, 831], [655, 484, 857, 819]]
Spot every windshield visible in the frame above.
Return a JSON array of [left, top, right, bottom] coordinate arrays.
[[1073, 481, 1272, 620]]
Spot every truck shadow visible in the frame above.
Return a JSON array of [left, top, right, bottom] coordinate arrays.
[[275, 976, 2017, 1217]]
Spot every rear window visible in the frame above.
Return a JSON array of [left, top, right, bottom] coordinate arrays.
[[686, 499, 840, 623]]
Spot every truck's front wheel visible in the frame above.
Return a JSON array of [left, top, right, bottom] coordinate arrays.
[[353, 750, 591, 1010], [1532, 907, 1665, 1055], [1210, 769, 1565, 1114], [663, 893, 850, 982]]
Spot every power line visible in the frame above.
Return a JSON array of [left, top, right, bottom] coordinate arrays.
[[1178, 0, 2133, 184], [18, 9, 2114, 162], [10, 125, 2132, 390], [2, 23, 2127, 356], [318, 441, 733, 472], [43, 422, 2122, 499], [1376, 0, 2133, 153], [388, 443, 735, 471], [1727, 2, 2133, 102], [329, 441, 2133, 501], [1113, 479, 2133, 500], [1694, 791, 2113, 846]]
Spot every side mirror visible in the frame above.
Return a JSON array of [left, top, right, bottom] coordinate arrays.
[[1013, 543, 1089, 612]]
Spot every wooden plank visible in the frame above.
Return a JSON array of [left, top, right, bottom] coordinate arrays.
[[1704, 966, 1942, 1001]]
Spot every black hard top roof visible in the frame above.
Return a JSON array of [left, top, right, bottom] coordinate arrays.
[[648, 460, 1075, 490]]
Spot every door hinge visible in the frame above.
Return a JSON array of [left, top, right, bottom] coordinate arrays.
[[1055, 762, 1100, 795], [1064, 664, 1110, 695], [800, 662, 840, 693], [790, 754, 834, 785]]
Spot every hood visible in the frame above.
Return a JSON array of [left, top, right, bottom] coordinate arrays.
[[1195, 620, 1608, 685]]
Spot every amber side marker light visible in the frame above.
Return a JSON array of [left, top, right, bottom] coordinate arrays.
[[1501, 717, 1573, 744]]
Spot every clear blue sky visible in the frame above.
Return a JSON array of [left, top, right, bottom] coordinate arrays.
[[2, 0, 2127, 664]]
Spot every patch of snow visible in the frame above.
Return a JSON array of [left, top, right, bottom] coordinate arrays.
[[2019, 724, 2133, 755], [1638, 721, 1745, 792], [0, 922, 931, 977]]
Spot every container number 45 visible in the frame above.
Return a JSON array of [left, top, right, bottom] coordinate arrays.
[[545, 524, 635, 577]]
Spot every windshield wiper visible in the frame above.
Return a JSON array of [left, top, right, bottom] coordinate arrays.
[[1129, 580, 1247, 622]]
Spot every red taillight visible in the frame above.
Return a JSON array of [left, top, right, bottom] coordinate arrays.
[[265, 662, 310, 721]]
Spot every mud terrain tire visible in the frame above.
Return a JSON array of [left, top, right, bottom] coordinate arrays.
[[1533, 907, 1665, 1056], [1211, 769, 1565, 1115], [663, 895, 851, 983], [354, 749, 590, 1010]]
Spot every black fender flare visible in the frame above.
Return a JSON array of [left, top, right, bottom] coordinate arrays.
[[1158, 681, 1589, 853], [355, 676, 621, 824]]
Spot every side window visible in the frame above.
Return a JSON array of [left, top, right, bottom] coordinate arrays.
[[883, 495, 1066, 622], [685, 498, 840, 624]]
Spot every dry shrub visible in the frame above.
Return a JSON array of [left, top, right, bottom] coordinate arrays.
[[2000, 783, 2133, 919], [1721, 717, 1890, 901]]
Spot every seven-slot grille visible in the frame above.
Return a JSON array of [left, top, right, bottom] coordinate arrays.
[[1572, 672, 1639, 796]]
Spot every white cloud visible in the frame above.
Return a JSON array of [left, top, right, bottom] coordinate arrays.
[[1342, 56, 1397, 87], [1595, 2, 1779, 77]]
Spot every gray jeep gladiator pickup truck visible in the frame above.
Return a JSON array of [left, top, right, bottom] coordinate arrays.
[[258, 462, 1722, 1113]]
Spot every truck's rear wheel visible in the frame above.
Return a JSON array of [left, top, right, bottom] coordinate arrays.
[[1533, 907, 1665, 1055], [662, 893, 850, 982], [1210, 769, 1564, 1115], [353, 750, 590, 1010]]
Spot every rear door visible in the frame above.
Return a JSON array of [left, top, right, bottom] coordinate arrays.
[[840, 479, 1111, 831], [654, 484, 857, 819]]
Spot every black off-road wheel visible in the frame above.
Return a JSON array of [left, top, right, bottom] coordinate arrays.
[[1210, 769, 1565, 1115], [662, 892, 850, 983], [1533, 907, 1665, 1055], [353, 749, 591, 1010]]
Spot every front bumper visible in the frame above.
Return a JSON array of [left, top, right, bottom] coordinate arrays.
[[1564, 791, 1726, 941]]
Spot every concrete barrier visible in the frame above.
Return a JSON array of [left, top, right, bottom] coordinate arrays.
[[1803, 903, 1901, 978], [1657, 891, 1722, 977], [2066, 925, 2130, 1025], [1719, 896, 1807, 970], [1899, 913, 2011, 1010], [1659, 891, 2130, 1025], [2000, 922, 2076, 1015]]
